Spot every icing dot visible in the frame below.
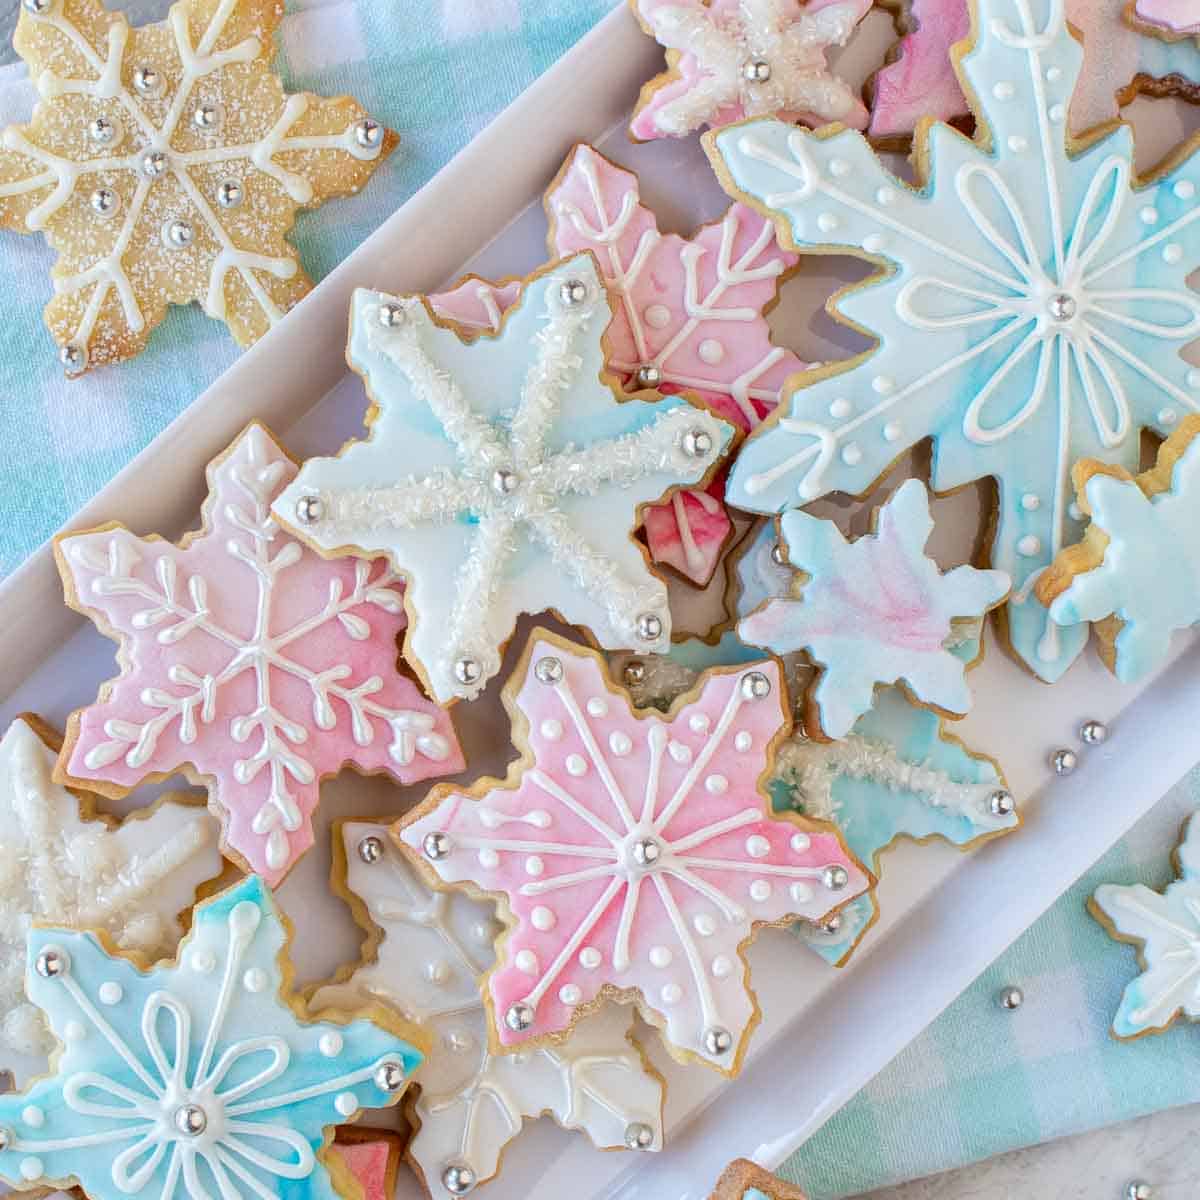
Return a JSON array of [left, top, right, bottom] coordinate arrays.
[[532, 906, 556, 931], [427, 959, 451, 985], [64, 1020, 86, 1043], [98, 981, 123, 1006], [580, 947, 602, 969], [516, 949, 539, 975], [609, 731, 632, 756], [876, 186, 897, 206], [668, 740, 692, 764], [1046, 66, 1063, 82], [689, 712, 710, 733], [698, 338, 725, 364], [243, 968, 268, 994], [863, 233, 887, 254], [882, 421, 902, 443], [841, 443, 863, 466], [645, 303, 671, 328], [1007, 135, 1028, 153], [790, 882, 814, 904], [790, 832, 811, 853], [750, 880, 772, 902], [478, 848, 500, 869], [1176, 180, 1196, 199], [1160, 407, 1179, 426], [559, 984, 582, 1005], [1017, 535, 1042, 557], [190, 950, 216, 974], [1164, 243, 1184, 265], [335, 1093, 359, 1117], [828, 158, 850, 177], [1140, 206, 1160, 225], [872, 375, 895, 395], [525, 855, 545, 876], [21, 1107, 44, 1129], [661, 983, 683, 1005], [540, 718, 563, 741], [1048, 103, 1065, 122], [705, 773, 729, 794], [817, 212, 839, 233], [319, 1032, 343, 1057], [711, 956, 734, 978], [734, 731, 753, 752], [829, 397, 852, 419], [694, 914, 716, 936], [1069, 502, 1083, 521], [586, 696, 608, 717], [19, 1159, 43, 1182], [745, 835, 770, 858], [992, 81, 1015, 99], [1021, 493, 1041, 511], [566, 754, 588, 776], [1188, 369, 1200, 388], [649, 945, 673, 968]]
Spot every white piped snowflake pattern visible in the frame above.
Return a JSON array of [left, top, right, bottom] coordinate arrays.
[[710, 0, 1200, 684]]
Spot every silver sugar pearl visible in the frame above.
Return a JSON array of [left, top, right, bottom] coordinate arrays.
[[357, 835, 385, 865], [622, 660, 646, 687], [819, 914, 843, 935], [534, 656, 563, 685], [295, 494, 324, 525], [624, 1121, 655, 1150], [742, 58, 772, 84], [423, 831, 452, 861], [192, 101, 223, 131], [492, 468, 520, 496], [453, 657, 482, 686], [505, 1001, 534, 1032], [442, 1163, 477, 1195], [1047, 292, 1077, 322], [140, 149, 168, 179], [631, 838, 662, 868], [998, 985, 1024, 1010], [770, 541, 786, 566], [703, 1026, 733, 1056], [88, 115, 119, 145], [740, 670, 772, 701], [636, 364, 663, 388], [35, 946, 69, 978], [988, 789, 1016, 818], [59, 342, 86, 376], [353, 118, 384, 150], [1127, 1184, 1154, 1200], [173, 1104, 207, 1136], [823, 865, 849, 891], [373, 1059, 406, 1092], [682, 427, 714, 458], [1052, 748, 1078, 775], [215, 178, 243, 208], [377, 300, 406, 328], [132, 65, 164, 98], [90, 187, 119, 218], [1080, 719, 1108, 746], [22, 0, 54, 15], [636, 612, 664, 642], [162, 218, 194, 249], [559, 278, 589, 307]]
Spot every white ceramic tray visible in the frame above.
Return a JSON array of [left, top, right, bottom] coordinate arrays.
[[3, 7, 1200, 1200]]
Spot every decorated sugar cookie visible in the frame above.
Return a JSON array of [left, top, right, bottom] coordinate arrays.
[[1038, 415, 1200, 683], [0, 715, 222, 1085], [1091, 812, 1200, 1038], [739, 481, 1008, 739], [329, 1128, 404, 1200], [397, 630, 871, 1075], [0, 875, 423, 1199], [429, 274, 521, 335], [630, 0, 873, 141], [313, 822, 664, 1200], [0, 0, 395, 372], [55, 423, 462, 885], [709, 0, 1200, 685], [1130, 0, 1200, 37], [273, 256, 734, 704], [709, 1159, 808, 1200]]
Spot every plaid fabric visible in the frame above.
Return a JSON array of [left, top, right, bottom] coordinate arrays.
[[0, 0, 618, 577], [780, 763, 1200, 1200]]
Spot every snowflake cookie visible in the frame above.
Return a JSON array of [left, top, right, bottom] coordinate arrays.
[[313, 822, 664, 1200], [329, 1128, 403, 1200], [871, 0, 1200, 140], [1091, 811, 1200, 1038], [0, 714, 222, 1085], [630, 0, 872, 141], [0, 874, 423, 1199], [54, 423, 462, 885], [396, 630, 871, 1075], [273, 255, 735, 704], [0, 0, 395, 373], [1131, 0, 1200, 37], [1038, 415, 1200, 682], [739, 481, 1009, 739], [709, 1159, 808, 1200], [709, 0, 1200, 685]]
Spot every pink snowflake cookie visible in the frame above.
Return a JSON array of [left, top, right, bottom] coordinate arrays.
[[54, 423, 463, 884], [397, 630, 870, 1075], [631, 0, 873, 141], [330, 1130, 402, 1200]]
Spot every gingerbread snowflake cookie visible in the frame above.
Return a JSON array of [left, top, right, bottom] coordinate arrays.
[[0, 0, 395, 372], [630, 0, 872, 141], [1038, 415, 1200, 683], [397, 630, 871, 1076], [313, 821, 664, 1200], [274, 255, 735, 704], [54, 423, 462, 884], [0, 875, 424, 1199], [0, 715, 222, 1086], [709, 1159, 808, 1200]]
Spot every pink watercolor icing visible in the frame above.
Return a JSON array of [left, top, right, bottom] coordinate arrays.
[[331, 1139, 394, 1200], [430, 275, 522, 332], [398, 633, 870, 1070], [1134, 0, 1200, 34], [58, 424, 463, 884]]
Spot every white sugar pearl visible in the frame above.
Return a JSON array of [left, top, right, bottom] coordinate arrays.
[[694, 914, 716, 936], [580, 947, 602, 969], [609, 731, 632, 756], [745, 835, 770, 858], [242, 968, 267, 994], [711, 956, 733, 978], [98, 981, 123, 1006], [734, 731, 752, 752], [516, 950, 539, 975], [698, 338, 725, 364], [559, 984, 582, 1005], [525, 855, 545, 876], [566, 754, 588, 776], [540, 719, 563, 741], [319, 1032, 343, 1057], [335, 1093, 359, 1117], [532, 906, 556, 931], [705, 774, 728, 794], [750, 880, 772, 902], [649, 945, 673, 968], [689, 713, 710, 733], [587, 697, 608, 717], [790, 832, 811, 853]]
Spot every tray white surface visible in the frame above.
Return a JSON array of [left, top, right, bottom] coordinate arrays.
[[2, 7, 1200, 1200]]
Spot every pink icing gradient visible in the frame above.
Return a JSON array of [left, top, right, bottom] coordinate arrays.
[[429, 276, 522, 331], [631, 0, 872, 139], [1135, 0, 1200, 34], [60, 425, 463, 884], [399, 638, 869, 1060], [331, 1140, 392, 1200]]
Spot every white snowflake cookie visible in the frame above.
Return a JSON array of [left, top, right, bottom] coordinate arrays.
[[273, 256, 736, 704]]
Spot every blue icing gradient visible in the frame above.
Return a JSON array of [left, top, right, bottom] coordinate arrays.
[[0, 876, 421, 1199]]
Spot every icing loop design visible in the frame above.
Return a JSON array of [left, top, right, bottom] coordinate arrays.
[[274, 257, 734, 703], [0, 876, 422, 1199], [57, 424, 462, 884], [397, 632, 870, 1074], [710, 0, 1200, 682]]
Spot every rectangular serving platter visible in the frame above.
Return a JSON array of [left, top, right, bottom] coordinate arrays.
[[3, 7, 1200, 1199]]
